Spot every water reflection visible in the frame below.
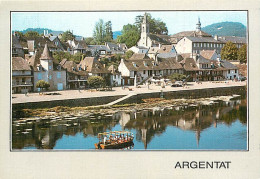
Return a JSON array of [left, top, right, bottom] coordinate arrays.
[[12, 97, 247, 150]]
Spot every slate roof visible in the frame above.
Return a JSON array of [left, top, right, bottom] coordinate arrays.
[[179, 58, 199, 71], [148, 47, 159, 54], [19, 36, 57, 50], [149, 34, 171, 45], [12, 57, 31, 71], [157, 45, 175, 54], [200, 50, 216, 60], [123, 56, 182, 71], [171, 30, 212, 38], [217, 36, 246, 44], [157, 52, 176, 59], [220, 60, 238, 70], [78, 57, 110, 74], [60, 59, 89, 76], [40, 44, 53, 60], [129, 53, 150, 60], [49, 36, 58, 41], [186, 36, 221, 43], [87, 45, 111, 53]]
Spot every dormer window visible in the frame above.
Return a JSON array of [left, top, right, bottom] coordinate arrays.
[[37, 65, 42, 71], [132, 62, 137, 67], [72, 67, 76, 71], [143, 61, 148, 67], [57, 65, 61, 71], [78, 66, 82, 71]]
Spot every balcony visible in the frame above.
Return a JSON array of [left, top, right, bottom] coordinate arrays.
[[12, 82, 33, 87]]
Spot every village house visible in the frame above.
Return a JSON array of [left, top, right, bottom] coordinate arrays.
[[78, 57, 111, 80], [105, 42, 126, 54], [12, 57, 33, 93], [108, 65, 122, 86], [28, 44, 67, 91], [128, 46, 149, 54], [48, 36, 65, 51], [12, 34, 24, 58], [87, 45, 111, 56], [60, 59, 89, 89], [118, 55, 183, 85]]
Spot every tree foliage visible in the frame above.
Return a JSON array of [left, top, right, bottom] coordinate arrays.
[[85, 37, 96, 45], [117, 24, 140, 48], [36, 80, 50, 92], [125, 50, 134, 59], [221, 41, 238, 61], [93, 19, 113, 44], [238, 44, 247, 63], [135, 13, 168, 35], [53, 51, 86, 63], [168, 73, 187, 82], [61, 30, 75, 42], [87, 76, 105, 89], [24, 31, 40, 38]]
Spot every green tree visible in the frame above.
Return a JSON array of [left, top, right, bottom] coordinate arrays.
[[221, 41, 238, 61], [93, 19, 105, 44], [87, 76, 105, 89], [24, 31, 40, 38], [104, 21, 113, 42], [53, 51, 72, 62], [125, 50, 134, 59], [117, 24, 140, 48], [61, 30, 75, 42], [36, 80, 50, 92], [85, 37, 96, 45], [72, 52, 85, 63], [168, 73, 187, 82], [135, 13, 168, 35], [238, 44, 247, 63], [14, 31, 24, 38]]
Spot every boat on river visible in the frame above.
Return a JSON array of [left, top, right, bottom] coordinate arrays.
[[95, 131, 134, 149]]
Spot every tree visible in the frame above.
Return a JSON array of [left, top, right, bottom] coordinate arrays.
[[85, 37, 96, 45], [24, 31, 40, 38], [87, 76, 105, 89], [238, 44, 247, 63], [104, 21, 113, 42], [221, 41, 238, 61], [135, 13, 168, 35], [72, 52, 85, 63], [53, 51, 72, 62], [93, 19, 105, 44], [36, 80, 50, 92], [125, 50, 134, 59], [61, 30, 75, 42], [117, 24, 140, 48], [14, 31, 24, 38], [168, 73, 187, 82]]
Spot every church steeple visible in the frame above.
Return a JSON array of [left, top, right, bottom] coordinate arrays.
[[196, 17, 201, 32], [142, 12, 149, 34]]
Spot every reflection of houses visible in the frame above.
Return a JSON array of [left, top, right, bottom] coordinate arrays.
[[60, 58, 88, 89], [28, 44, 67, 91], [12, 57, 33, 93]]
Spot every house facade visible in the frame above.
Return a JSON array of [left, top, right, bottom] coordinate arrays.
[[29, 44, 67, 91], [12, 57, 33, 93]]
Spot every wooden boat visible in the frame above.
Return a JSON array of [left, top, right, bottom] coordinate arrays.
[[95, 131, 134, 149]]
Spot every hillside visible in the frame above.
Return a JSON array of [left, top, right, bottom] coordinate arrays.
[[202, 22, 246, 37]]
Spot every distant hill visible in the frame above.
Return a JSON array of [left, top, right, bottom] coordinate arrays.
[[202, 22, 246, 37], [113, 31, 122, 39], [12, 28, 82, 38]]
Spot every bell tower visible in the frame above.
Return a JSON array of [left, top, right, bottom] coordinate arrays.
[[196, 17, 201, 32], [140, 12, 149, 47]]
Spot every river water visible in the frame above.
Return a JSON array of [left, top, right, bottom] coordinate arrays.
[[12, 96, 247, 150]]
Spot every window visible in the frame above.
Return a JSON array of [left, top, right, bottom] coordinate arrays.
[[201, 43, 203, 47], [143, 70, 146, 74], [49, 65, 52, 70], [49, 75, 52, 80], [214, 44, 216, 48], [228, 70, 230, 74], [235, 69, 237, 73], [38, 73, 42, 80], [217, 44, 219, 48], [22, 78, 25, 83], [57, 72, 61, 79], [207, 43, 209, 47], [204, 43, 206, 47], [211, 43, 213, 47]]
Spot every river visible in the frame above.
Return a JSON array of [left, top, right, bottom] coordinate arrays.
[[12, 95, 247, 150]]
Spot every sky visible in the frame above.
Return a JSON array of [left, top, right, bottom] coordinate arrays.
[[11, 11, 247, 37]]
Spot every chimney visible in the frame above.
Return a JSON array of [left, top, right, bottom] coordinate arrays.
[[159, 44, 161, 49], [103, 64, 106, 68], [214, 35, 218, 40], [44, 30, 46, 36]]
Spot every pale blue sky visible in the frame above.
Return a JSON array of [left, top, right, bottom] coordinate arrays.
[[11, 11, 247, 37]]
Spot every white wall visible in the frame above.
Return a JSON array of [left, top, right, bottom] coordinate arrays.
[[118, 60, 131, 77], [175, 37, 193, 54]]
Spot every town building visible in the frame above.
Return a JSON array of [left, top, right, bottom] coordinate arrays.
[[108, 65, 122, 86], [137, 13, 171, 48], [128, 46, 149, 54], [60, 59, 89, 89], [12, 34, 24, 58], [28, 44, 67, 91], [105, 42, 126, 54], [12, 57, 33, 93]]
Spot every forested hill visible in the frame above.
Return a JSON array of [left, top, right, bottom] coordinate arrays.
[[202, 22, 247, 37]]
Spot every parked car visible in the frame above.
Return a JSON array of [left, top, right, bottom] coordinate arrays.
[[171, 81, 183, 87], [240, 76, 247, 81]]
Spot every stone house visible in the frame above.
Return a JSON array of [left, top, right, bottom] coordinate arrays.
[[28, 44, 66, 91], [105, 42, 125, 54], [12, 34, 24, 58], [108, 65, 122, 86], [60, 59, 89, 89], [118, 56, 183, 85], [12, 57, 33, 93], [128, 46, 149, 54]]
